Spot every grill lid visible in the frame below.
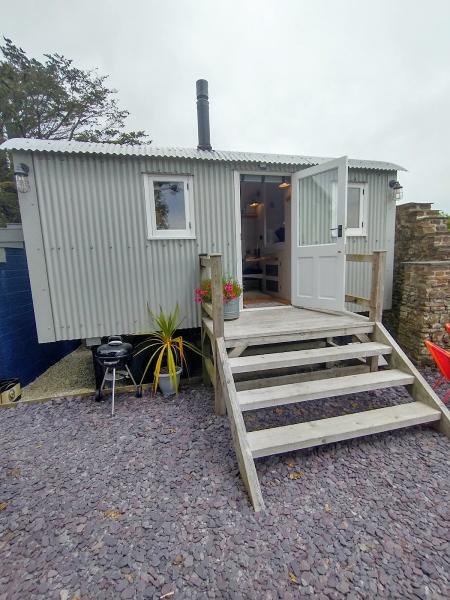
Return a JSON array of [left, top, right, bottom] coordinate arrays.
[[96, 336, 133, 360]]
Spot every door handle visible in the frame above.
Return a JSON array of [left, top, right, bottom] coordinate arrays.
[[330, 225, 343, 237]]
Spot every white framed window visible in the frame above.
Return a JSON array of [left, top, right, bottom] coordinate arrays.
[[144, 175, 195, 239], [346, 183, 367, 236], [331, 182, 367, 237]]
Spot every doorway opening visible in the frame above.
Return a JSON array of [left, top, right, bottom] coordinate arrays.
[[239, 174, 292, 308]]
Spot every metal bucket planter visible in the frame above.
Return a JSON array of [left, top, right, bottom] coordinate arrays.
[[157, 367, 182, 396], [223, 298, 240, 320]]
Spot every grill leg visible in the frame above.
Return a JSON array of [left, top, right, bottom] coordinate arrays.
[[111, 368, 116, 417], [100, 368, 108, 391], [125, 364, 138, 387]]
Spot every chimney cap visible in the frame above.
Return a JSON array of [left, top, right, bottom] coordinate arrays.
[[196, 79, 209, 97]]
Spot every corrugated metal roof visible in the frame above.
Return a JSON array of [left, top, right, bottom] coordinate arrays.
[[1, 138, 406, 171]]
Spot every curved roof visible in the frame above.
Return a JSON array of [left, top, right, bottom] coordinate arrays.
[[1, 138, 405, 171]]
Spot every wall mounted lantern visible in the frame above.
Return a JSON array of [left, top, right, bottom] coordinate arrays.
[[14, 163, 30, 193], [389, 180, 403, 201]]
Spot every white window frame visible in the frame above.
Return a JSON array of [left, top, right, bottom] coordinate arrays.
[[331, 182, 367, 237], [144, 174, 195, 240], [346, 183, 367, 237]]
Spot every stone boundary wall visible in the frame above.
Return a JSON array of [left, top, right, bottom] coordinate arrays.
[[390, 203, 450, 365]]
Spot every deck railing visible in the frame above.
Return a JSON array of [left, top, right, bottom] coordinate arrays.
[[345, 250, 386, 322], [198, 253, 226, 414]]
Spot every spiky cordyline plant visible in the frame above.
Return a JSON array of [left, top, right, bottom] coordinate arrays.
[[133, 305, 202, 394]]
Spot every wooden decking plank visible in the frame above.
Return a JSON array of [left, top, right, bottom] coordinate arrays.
[[223, 324, 375, 348], [215, 306, 375, 347], [235, 364, 370, 392], [237, 369, 415, 411], [248, 401, 441, 458], [229, 342, 392, 374]]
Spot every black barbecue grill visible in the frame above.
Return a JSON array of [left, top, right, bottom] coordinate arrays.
[[95, 336, 142, 415]]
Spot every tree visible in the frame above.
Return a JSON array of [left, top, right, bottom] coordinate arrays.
[[0, 38, 150, 143], [0, 38, 150, 225], [0, 164, 19, 227]]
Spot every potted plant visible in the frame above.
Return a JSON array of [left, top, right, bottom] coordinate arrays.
[[196, 277, 242, 320], [134, 305, 201, 396]]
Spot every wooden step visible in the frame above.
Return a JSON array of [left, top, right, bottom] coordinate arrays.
[[237, 369, 415, 411], [247, 401, 441, 458], [229, 342, 392, 374]]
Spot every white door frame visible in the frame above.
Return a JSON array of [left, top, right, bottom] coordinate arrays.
[[233, 170, 293, 311]]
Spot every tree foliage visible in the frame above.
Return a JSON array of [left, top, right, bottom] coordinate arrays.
[[0, 38, 150, 225], [0, 163, 19, 227], [0, 37, 149, 143]]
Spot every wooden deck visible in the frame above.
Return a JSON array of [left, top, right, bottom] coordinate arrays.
[[204, 306, 374, 348]]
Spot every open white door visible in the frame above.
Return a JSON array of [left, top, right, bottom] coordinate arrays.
[[291, 156, 348, 311]]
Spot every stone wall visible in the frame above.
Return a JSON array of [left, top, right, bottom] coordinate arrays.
[[390, 203, 450, 365]]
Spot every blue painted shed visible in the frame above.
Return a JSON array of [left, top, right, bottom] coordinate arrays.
[[0, 224, 79, 387]]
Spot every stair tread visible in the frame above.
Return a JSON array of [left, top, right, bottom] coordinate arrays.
[[237, 369, 415, 411], [247, 401, 441, 458], [229, 342, 392, 374]]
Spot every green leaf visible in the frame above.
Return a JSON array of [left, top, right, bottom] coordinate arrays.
[[134, 304, 201, 390]]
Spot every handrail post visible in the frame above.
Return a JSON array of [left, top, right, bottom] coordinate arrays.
[[199, 253, 210, 385], [210, 253, 226, 415], [369, 250, 386, 322], [210, 254, 224, 338]]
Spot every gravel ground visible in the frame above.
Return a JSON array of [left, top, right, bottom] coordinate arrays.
[[22, 346, 94, 401], [1, 373, 449, 599]]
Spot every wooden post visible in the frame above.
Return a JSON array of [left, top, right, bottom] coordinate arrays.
[[368, 250, 386, 371], [369, 250, 386, 322], [199, 254, 210, 385], [210, 254, 224, 338], [209, 254, 226, 415]]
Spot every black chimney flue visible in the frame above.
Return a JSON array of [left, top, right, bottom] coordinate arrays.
[[196, 79, 212, 150]]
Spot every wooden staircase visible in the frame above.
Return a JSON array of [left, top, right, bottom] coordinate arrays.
[[199, 254, 450, 512], [216, 323, 450, 512]]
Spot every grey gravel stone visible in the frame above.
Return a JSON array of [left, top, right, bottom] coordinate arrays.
[[0, 376, 449, 599]]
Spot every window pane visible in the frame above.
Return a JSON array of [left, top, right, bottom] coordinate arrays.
[[347, 187, 360, 229], [298, 168, 337, 245], [153, 181, 186, 230]]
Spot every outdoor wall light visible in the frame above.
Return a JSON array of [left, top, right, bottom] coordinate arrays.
[[389, 180, 403, 201], [14, 163, 30, 193]]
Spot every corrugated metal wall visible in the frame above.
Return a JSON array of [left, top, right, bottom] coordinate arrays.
[[345, 169, 395, 312], [30, 153, 240, 340], [18, 151, 395, 342]]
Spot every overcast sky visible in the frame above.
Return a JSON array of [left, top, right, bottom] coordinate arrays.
[[4, 0, 450, 211]]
